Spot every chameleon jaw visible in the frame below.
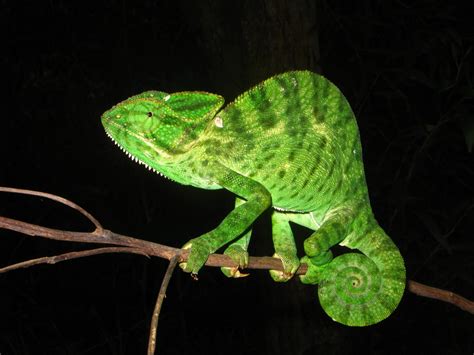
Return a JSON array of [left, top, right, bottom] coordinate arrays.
[[104, 131, 170, 180]]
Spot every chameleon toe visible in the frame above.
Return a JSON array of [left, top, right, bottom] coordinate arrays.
[[269, 252, 300, 282], [180, 238, 213, 275], [221, 244, 249, 278]]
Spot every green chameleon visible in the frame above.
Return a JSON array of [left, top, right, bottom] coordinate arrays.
[[101, 70, 405, 326]]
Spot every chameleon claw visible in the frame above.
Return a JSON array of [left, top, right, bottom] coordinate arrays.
[[269, 252, 299, 282], [220, 244, 250, 278], [221, 267, 250, 278], [178, 241, 193, 272]]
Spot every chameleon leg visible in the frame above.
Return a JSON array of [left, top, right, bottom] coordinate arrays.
[[220, 197, 252, 278], [269, 211, 300, 282], [180, 162, 271, 275], [297, 208, 353, 285]]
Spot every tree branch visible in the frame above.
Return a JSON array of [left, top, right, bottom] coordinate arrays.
[[1, 187, 473, 354], [407, 280, 474, 314], [1, 186, 473, 315]]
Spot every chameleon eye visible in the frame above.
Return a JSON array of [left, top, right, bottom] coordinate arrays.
[[147, 112, 153, 117]]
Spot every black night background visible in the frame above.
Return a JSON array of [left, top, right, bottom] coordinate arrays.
[[1, 1, 473, 354]]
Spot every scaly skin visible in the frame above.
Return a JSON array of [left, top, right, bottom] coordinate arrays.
[[101, 71, 405, 326]]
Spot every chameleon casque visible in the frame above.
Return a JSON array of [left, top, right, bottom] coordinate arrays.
[[101, 70, 405, 326]]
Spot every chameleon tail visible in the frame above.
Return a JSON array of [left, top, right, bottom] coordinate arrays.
[[318, 225, 405, 326]]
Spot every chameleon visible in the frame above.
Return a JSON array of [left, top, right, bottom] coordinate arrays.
[[101, 70, 405, 326]]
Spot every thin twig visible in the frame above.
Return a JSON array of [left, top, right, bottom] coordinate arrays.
[[0, 186, 102, 230], [148, 256, 179, 355], [0, 247, 149, 274]]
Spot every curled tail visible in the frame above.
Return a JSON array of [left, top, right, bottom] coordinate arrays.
[[318, 225, 405, 326]]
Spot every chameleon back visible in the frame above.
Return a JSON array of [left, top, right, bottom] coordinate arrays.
[[203, 71, 369, 214]]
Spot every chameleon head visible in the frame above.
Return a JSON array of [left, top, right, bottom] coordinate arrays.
[[101, 90, 224, 176]]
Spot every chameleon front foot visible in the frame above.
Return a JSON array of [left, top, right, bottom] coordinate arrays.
[[179, 238, 213, 276], [221, 244, 249, 278], [269, 251, 300, 282]]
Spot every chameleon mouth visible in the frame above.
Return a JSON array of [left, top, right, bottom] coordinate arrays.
[[104, 131, 168, 179]]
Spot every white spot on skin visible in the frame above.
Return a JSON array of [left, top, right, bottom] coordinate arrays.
[[163, 95, 171, 101], [214, 116, 224, 128]]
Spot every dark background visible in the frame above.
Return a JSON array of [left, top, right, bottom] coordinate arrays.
[[1, 1, 473, 354]]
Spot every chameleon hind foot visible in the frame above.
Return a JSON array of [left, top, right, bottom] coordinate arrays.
[[299, 251, 333, 284], [269, 251, 300, 282], [221, 244, 249, 278], [270, 211, 299, 282]]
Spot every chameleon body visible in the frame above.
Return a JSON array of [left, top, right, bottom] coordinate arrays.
[[101, 71, 405, 326]]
